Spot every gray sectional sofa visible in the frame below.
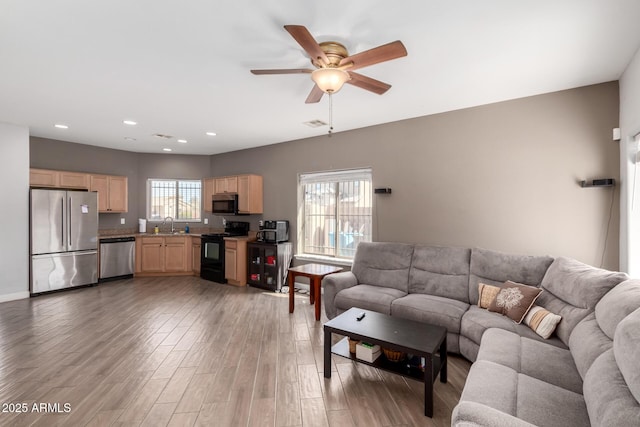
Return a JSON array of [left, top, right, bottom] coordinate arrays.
[[323, 242, 640, 427]]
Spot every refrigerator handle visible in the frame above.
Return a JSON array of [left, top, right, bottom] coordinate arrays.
[[61, 196, 65, 248], [68, 196, 72, 248]]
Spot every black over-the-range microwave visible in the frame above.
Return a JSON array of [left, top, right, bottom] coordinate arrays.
[[212, 193, 246, 215]]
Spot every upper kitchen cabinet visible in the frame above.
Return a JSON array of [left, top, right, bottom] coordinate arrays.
[[90, 174, 128, 213], [214, 176, 238, 194], [30, 168, 89, 189], [205, 174, 263, 214], [237, 174, 263, 214], [203, 178, 214, 213]]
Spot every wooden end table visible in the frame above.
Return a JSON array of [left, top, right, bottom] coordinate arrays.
[[288, 263, 343, 321]]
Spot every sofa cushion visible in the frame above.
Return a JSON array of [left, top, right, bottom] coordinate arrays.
[[568, 313, 612, 379], [487, 281, 542, 324], [468, 248, 553, 305], [408, 245, 470, 303], [538, 257, 628, 345], [461, 306, 567, 350], [460, 360, 590, 427], [613, 307, 640, 403], [391, 294, 468, 334], [583, 349, 640, 427], [334, 284, 406, 315], [595, 279, 640, 339], [351, 242, 414, 293], [568, 280, 640, 380], [477, 328, 583, 394]]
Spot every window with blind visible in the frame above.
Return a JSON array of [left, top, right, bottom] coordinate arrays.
[[147, 179, 202, 222], [299, 168, 372, 259]]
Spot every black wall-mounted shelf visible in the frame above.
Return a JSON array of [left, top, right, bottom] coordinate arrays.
[[580, 178, 616, 188]]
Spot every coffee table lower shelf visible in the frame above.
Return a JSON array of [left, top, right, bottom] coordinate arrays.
[[331, 338, 443, 382]]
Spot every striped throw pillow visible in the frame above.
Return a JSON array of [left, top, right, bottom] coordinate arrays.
[[523, 306, 562, 339], [478, 283, 501, 309]]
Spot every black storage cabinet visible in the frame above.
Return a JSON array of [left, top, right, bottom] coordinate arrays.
[[247, 242, 293, 291]]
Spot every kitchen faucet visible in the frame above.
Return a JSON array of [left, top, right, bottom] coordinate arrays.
[[163, 216, 174, 233]]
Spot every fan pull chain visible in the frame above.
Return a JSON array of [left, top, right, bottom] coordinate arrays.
[[328, 93, 333, 137]]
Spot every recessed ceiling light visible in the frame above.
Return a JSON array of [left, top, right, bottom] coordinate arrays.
[[206, 132, 217, 136], [163, 148, 172, 152], [54, 124, 68, 129], [177, 139, 187, 143], [124, 137, 136, 141], [123, 120, 137, 126]]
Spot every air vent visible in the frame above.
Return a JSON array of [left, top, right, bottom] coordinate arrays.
[[303, 120, 327, 128], [152, 133, 173, 139]]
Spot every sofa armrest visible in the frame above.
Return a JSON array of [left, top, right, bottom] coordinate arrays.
[[323, 271, 358, 319], [452, 401, 536, 427]]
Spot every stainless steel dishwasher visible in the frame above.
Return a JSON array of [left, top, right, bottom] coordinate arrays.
[[99, 236, 135, 281]]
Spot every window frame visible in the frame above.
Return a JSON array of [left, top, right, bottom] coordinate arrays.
[[297, 168, 373, 260], [146, 178, 202, 223]]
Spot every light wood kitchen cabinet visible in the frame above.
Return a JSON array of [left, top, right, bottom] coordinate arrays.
[[224, 237, 249, 286], [30, 168, 89, 189], [30, 168, 60, 187], [136, 235, 191, 276], [59, 171, 89, 189], [214, 176, 238, 194], [165, 236, 189, 272], [237, 174, 263, 214], [90, 174, 128, 213], [203, 178, 215, 213], [139, 236, 164, 273], [192, 237, 201, 273]]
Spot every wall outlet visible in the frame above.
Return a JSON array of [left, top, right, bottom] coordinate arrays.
[[120, 218, 125, 225], [204, 218, 208, 225]]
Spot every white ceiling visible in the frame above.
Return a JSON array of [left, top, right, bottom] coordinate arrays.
[[2, 0, 640, 155]]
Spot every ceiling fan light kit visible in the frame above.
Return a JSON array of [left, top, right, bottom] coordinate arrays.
[[251, 24, 407, 103], [311, 68, 350, 94], [251, 25, 407, 135]]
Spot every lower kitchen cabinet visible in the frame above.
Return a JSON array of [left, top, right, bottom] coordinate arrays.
[[192, 237, 201, 273], [136, 235, 192, 276], [224, 238, 249, 286], [140, 236, 164, 272], [246, 242, 293, 291]]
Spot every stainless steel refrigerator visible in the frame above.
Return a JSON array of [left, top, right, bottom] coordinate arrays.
[[30, 189, 99, 294]]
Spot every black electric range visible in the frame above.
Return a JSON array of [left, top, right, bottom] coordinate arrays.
[[200, 221, 250, 283]]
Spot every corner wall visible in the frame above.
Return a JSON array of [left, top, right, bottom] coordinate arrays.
[[619, 46, 640, 275], [211, 82, 621, 269], [0, 123, 30, 301]]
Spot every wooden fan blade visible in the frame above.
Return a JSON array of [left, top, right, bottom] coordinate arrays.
[[251, 68, 312, 75], [339, 40, 407, 71], [346, 72, 391, 95], [305, 85, 324, 104], [284, 25, 329, 65]]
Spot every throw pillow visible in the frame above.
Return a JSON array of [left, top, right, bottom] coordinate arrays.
[[524, 306, 562, 339], [478, 283, 501, 308], [488, 280, 542, 324]]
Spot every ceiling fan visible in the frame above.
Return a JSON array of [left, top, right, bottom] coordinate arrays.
[[251, 25, 407, 104]]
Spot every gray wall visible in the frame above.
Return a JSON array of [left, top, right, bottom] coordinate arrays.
[[211, 82, 621, 269], [29, 82, 621, 269], [30, 137, 139, 229], [30, 138, 211, 230], [1, 123, 30, 300]]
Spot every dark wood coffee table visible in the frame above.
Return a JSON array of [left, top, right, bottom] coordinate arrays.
[[323, 307, 447, 417]]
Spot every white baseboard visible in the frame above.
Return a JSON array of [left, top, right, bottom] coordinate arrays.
[[0, 291, 30, 303]]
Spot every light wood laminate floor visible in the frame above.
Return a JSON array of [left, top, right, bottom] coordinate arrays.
[[0, 276, 470, 426]]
